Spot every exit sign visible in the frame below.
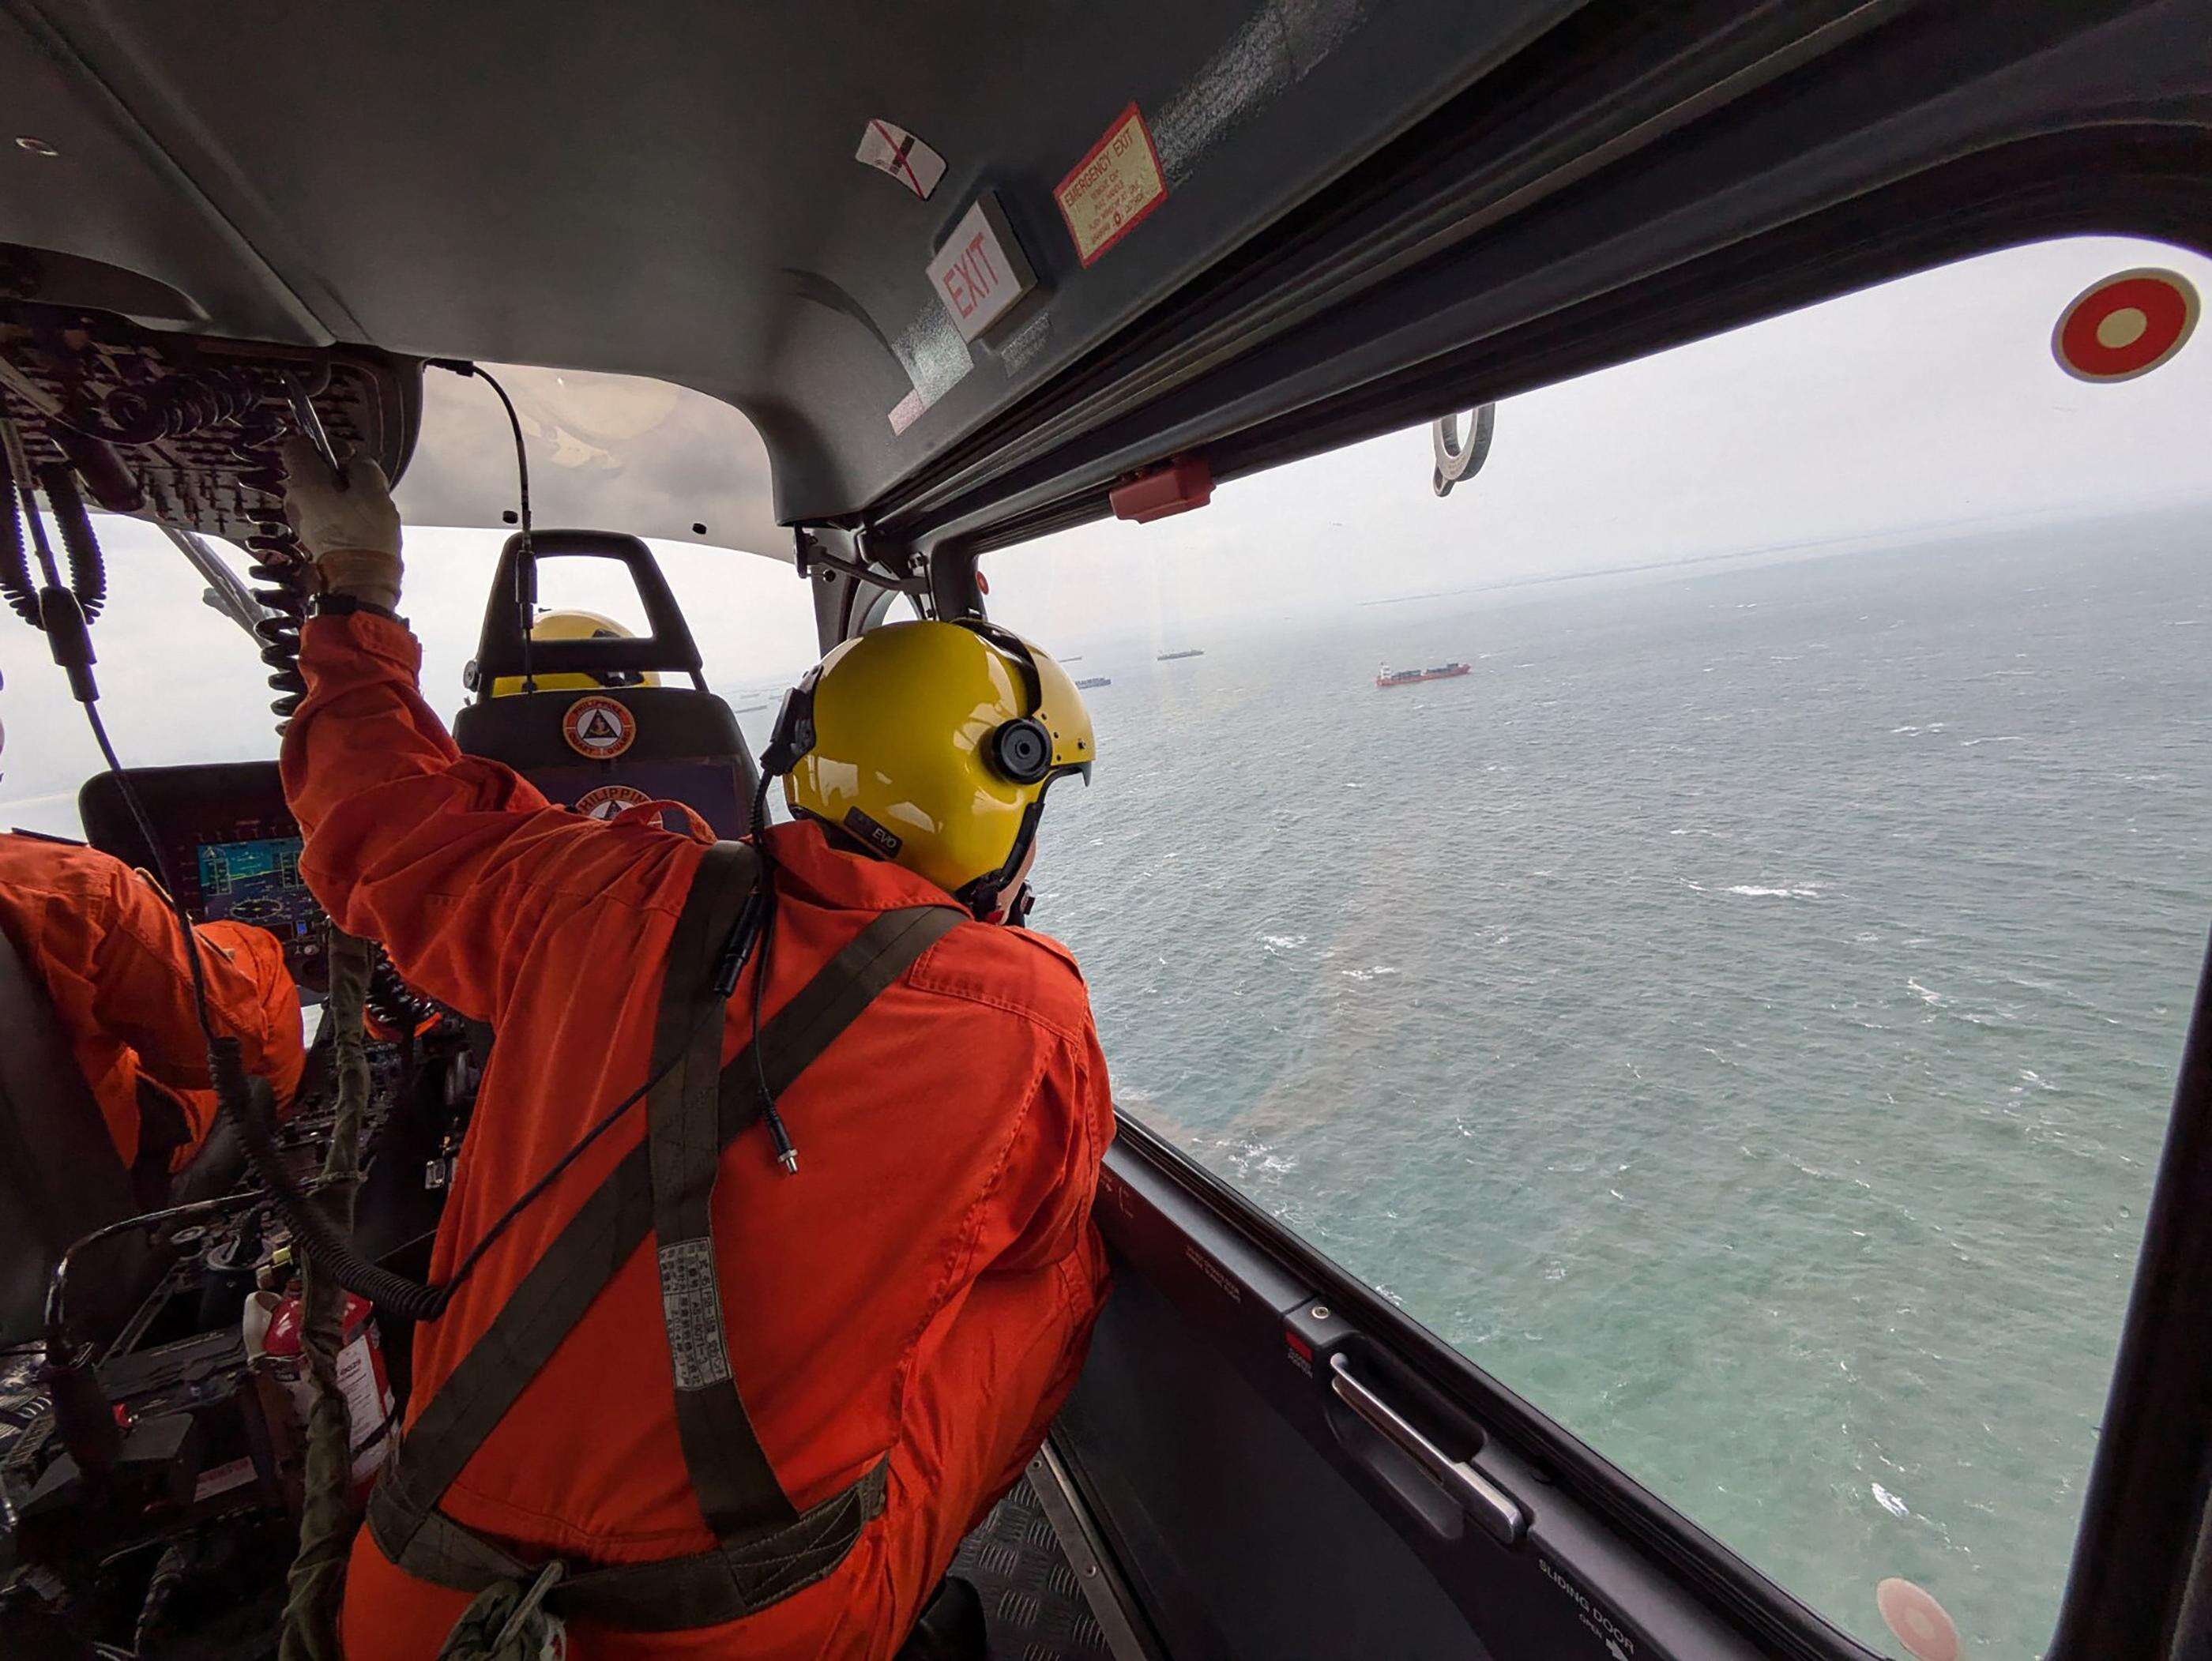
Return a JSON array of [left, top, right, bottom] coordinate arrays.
[[926, 193, 1036, 344]]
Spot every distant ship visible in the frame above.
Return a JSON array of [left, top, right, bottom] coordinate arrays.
[[1376, 661, 1471, 688], [1157, 648, 1204, 662], [1074, 675, 1111, 690]]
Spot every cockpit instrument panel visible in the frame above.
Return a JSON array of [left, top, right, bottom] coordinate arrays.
[[196, 832, 318, 942]]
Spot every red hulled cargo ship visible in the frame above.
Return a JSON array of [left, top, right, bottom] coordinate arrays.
[[1376, 661, 1471, 688]]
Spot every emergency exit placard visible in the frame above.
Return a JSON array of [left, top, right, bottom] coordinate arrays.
[[1056, 103, 1167, 267], [926, 193, 1037, 344]]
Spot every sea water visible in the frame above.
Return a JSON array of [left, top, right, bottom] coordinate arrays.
[[1020, 510, 2212, 1658]]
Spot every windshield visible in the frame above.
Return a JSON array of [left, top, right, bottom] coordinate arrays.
[[393, 361, 785, 559], [982, 234, 2212, 1659], [0, 522, 818, 841]]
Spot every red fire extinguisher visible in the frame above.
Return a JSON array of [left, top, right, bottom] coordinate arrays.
[[256, 1289, 397, 1498]]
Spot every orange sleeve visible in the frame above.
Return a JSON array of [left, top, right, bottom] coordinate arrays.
[[279, 613, 699, 1025], [969, 1020, 1115, 1491], [195, 921, 307, 1111], [877, 1024, 1115, 1626], [988, 1017, 1118, 1278], [81, 865, 305, 1107]]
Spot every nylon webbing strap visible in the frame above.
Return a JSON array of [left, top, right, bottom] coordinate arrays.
[[377, 1460, 890, 1631], [371, 1148, 654, 1536], [716, 904, 963, 1129], [371, 883, 962, 1623], [649, 840, 792, 1537]]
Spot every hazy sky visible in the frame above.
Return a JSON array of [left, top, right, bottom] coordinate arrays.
[[981, 234, 2212, 648], [3, 233, 2206, 837]]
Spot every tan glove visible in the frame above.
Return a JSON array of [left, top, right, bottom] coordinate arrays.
[[280, 435, 404, 611]]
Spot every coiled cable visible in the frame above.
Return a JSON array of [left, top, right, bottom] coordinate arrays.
[[38, 462, 107, 619], [231, 439, 314, 728], [366, 945, 445, 1035], [0, 423, 39, 624]]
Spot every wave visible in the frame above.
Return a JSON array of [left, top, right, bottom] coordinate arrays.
[[1725, 884, 1824, 899], [1217, 1137, 1299, 1182], [1907, 979, 1946, 1007], [1259, 933, 1307, 953], [1872, 1482, 1910, 1520], [1339, 965, 1400, 983]]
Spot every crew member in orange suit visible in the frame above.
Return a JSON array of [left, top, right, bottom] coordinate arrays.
[[0, 699, 305, 1193], [276, 439, 1113, 1661]]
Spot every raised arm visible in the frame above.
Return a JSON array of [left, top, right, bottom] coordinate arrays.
[[275, 442, 702, 1024]]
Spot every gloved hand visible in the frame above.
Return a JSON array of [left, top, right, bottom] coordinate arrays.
[[280, 434, 404, 611]]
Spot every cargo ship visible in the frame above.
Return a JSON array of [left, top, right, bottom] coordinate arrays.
[[1075, 675, 1111, 690], [1157, 648, 1204, 662], [1377, 661, 1472, 687]]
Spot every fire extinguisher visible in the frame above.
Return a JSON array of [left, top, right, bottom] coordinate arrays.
[[250, 1287, 397, 1498]]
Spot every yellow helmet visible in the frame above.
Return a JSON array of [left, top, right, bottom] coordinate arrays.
[[489, 610, 664, 696], [772, 620, 1093, 911]]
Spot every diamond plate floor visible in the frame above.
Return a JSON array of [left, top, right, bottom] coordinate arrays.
[[950, 1475, 1115, 1661]]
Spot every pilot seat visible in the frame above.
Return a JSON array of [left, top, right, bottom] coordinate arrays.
[[453, 530, 762, 836], [0, 920, 153, 1343]]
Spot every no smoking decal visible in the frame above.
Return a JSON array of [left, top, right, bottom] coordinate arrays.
[[2052, 268, 2199, 382], [855, 119, 946, 201], [562, 695, 638, 760]]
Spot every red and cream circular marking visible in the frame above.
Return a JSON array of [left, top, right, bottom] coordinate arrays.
[[561, 694, 637, 760], [576, 784, 652, 821], [1875, 1579, 1959, 1661], [2052, 268, 2199, 382]]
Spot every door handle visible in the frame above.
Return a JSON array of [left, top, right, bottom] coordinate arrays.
[[1330, 1353, 1528, 1546]]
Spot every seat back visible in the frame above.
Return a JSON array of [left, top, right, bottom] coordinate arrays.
[[0, 919, 144, 1344], [451, 530, 760, 836]]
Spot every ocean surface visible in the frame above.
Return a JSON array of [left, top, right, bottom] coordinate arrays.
[[1015, 513, 2212, 1659]]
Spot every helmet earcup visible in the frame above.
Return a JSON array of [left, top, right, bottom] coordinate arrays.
[[990, 716, 1053, 784]]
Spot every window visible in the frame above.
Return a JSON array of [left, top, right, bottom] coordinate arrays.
[[982, 236, 2212, 1658]]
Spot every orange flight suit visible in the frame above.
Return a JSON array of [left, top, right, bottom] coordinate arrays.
[[0, 832, 305, 1173], [279, 614, 1113, 1660]]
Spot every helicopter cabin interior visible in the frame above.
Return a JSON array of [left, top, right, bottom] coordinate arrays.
[[3, 2, 2212, 1659]]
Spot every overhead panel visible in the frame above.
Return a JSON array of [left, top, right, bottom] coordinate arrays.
[[0, 0, 1575, 524]]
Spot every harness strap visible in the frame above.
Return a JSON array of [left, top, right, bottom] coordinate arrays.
[[649, 841, 790, 1536], [392, 1462, 890, 1632], [369, 847, 962, 1623]]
